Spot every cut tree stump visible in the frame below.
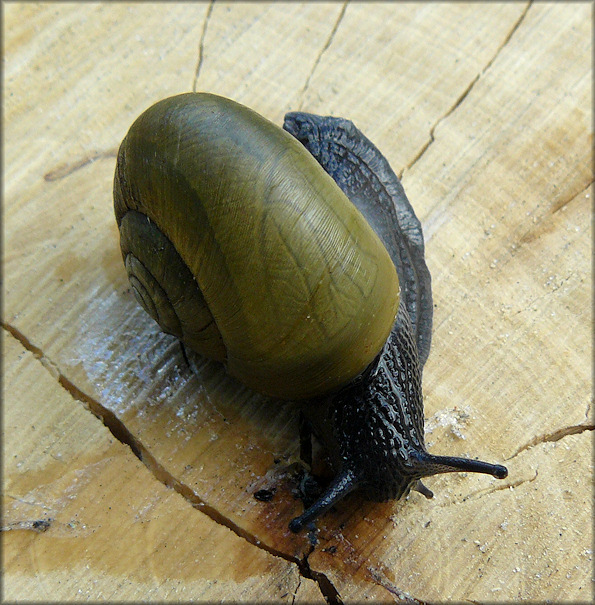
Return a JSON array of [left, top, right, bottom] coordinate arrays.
[[3, 2, 592, 602]]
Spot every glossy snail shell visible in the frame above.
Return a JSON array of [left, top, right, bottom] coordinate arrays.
[[114, 93, 400, 400]]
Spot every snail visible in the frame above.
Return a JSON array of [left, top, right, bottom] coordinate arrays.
[[113, 93, 508, 533]]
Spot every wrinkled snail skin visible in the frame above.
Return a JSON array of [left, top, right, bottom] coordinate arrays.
[[113, 92, 508, 534]]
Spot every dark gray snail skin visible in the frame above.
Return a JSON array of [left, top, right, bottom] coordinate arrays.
[[282, 112, 507, 533]]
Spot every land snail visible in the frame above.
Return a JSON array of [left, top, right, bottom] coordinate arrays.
[[113, 92, 508, 533]]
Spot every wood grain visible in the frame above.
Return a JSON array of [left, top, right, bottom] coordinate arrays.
[[3, 2, 592, 602], [2, 333, 325, 602]]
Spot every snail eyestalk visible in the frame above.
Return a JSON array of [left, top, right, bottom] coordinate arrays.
[[412, 450, 508, 479]]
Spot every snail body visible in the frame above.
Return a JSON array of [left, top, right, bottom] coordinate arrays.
[[114, 93, 507, 532]]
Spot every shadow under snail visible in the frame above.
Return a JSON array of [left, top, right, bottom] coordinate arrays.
[[113, 92, 508, 533]]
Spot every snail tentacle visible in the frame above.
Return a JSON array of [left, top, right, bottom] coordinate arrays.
[[289, 466, 360, 533]]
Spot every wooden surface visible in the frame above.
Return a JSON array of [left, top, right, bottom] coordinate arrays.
[[3, 2, 592, 602]]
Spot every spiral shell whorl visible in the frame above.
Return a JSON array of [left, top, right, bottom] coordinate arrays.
[[118, 209, 226, 361]]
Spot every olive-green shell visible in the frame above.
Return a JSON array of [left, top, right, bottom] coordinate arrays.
[[114, 93, 400, 399]]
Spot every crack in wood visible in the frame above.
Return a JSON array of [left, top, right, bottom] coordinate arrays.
[[443, 421, 594, 503], [464, 469, 539, 502], [435, 469, 539, 509], [506, 423, 595, 460], [302, 558, 343, 605], [290, 573, 301, 605], [368, 567, 428, 604], [297, 1, 349, 111], [550, 179, 594, 215], [3, 322, 60, 377], [428, 422, 592, 508], [476, 0, 533, 77], [43, 148, 118, 182], [3, 321, 341, 604], [510, 179, 593, 251], [398, 73, 480, 180], [192, 0, 215, 92], [402, 0, 533, 179], [4, 328, 290, 551]]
